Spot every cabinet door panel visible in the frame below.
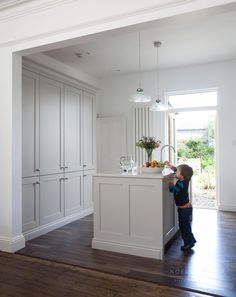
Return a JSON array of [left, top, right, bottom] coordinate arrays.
[[65, 171, 83, 216], [22, 177, 39, 231], [163, 177, 177, 244], [40, 77, 63, 175], [83, 91, 95, 170], [64, 86, 82, 172], [83, 170, 94, 210], [40, 174, 64, 225], [22, 70, 39, 177]]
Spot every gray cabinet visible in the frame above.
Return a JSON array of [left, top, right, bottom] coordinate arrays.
[[39, 76, 64, 176], [22, 70, 39, 178], [83, 91, 96, 170], [162, 176, 178, 245], [65, 171, 83, 216], [22, 177, 40, 231], [22, 67, 96, 237], [64, 85, 83, 172], [40, 174, 64, 225], [83, 170, 95, 210]]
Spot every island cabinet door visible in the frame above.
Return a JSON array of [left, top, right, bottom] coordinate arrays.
[[39, 174, 64, 225], [128, 178, 163, 246], [93, 177, 130, 238], [162, 177, 178, 245], [64, 171, 83, 216], [83, 170, 95, 210]]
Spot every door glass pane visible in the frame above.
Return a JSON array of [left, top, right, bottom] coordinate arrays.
[[175, 110, 217, 209], [169, 91, 217, 109]]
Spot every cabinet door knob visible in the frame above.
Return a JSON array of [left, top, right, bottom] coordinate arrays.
[[83, 164, 87, 167], [64, 166, 68, 169], [60, 166, 65, 169], [35, 168, 40, 172], [83, 175, 87, 177], [35, 181, 40, 185], [64, 177, 68, 180]]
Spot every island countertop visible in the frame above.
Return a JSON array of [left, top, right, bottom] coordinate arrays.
[[93, 171, 165, 179]]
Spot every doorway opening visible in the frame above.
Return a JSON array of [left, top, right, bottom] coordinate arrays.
[[168, 90, 217, 209]]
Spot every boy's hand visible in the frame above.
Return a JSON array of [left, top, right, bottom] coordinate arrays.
[[168, 173, 175, 186], [168, 180, 175, 186], [164, 160, 170, 166]]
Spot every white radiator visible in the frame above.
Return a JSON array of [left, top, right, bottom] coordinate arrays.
[[133, 107, 150, 165]]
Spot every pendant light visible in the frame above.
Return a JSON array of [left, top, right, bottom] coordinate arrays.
[[130, 32, 151, 103], [150, 41, 167, 111]]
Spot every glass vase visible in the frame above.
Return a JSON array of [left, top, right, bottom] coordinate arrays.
[[146, 149, 153, 163]]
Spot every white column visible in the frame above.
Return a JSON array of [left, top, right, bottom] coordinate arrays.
[[0, 48, 25, 252]]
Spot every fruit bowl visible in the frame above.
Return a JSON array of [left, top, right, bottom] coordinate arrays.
[[141, 167, 162, 173]]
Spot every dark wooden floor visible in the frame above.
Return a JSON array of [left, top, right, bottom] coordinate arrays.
[[0, 251, 211, 297], [14, 209, 236, 297]]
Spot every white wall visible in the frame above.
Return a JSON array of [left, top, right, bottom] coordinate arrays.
[[97, 59, 236, 211]]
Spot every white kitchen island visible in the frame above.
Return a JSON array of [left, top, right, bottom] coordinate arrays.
[[92, 171, 179, 260]]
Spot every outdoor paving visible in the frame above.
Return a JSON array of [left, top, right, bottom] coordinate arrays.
[[192, 189, 217, 209]]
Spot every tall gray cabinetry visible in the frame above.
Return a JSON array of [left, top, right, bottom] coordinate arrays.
[[22, 68, 96, 239]]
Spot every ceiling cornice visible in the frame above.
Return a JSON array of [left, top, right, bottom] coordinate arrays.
[[0, 0, 206, 23], [0, 0, 234, 49], [0, 0, 30, 10], [0, 0, 77, 22]]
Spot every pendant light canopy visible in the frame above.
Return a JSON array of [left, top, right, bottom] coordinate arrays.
[[150, 41, 167, 111], [130, 32, 151, 103]]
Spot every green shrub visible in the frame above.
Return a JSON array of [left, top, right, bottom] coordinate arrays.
[[178, 139, 215, 170]]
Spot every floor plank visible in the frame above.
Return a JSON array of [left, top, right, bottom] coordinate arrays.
[[17, 209, 236, 297], [0, 252, 210, 297]]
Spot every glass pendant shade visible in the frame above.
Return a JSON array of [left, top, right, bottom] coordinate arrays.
[[130, 87, 151, 103], [150, 41, 167, 111], [129, 32, 151, 103], [150, 99, 167, 111]]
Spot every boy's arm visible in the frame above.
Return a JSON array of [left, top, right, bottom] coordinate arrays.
[[169, 180, 184, 193], [164, 161, 177, 173]]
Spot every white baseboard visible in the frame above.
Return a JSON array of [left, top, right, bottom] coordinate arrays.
[[92, 239, 163, 260], [24, 208, 93, 241], [0, 234, 25, 253], [218, 204, 236, 212]]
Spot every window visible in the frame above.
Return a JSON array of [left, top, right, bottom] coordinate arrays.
[[168, 91, 217, 109]]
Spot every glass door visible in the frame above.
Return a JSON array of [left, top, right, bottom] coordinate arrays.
[[167, 90, 217, 209]]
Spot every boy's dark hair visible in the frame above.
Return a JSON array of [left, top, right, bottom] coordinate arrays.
[[177, 164, 193, 181]]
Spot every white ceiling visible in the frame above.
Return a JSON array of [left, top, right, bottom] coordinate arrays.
[[42, 3, 236, 78]]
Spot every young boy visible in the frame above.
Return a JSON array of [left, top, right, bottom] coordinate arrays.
[[167, 163, 196, 251]]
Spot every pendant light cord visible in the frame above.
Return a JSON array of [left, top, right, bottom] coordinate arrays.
[[156, 43, 159, 102], [154, 41, 161, 103], [138, 31, 141, 89]]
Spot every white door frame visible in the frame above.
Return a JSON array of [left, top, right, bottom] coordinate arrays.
[[166, 91, 218, 208]]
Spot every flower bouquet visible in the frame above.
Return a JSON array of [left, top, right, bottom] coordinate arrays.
[[136, 136, 161, 163]]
